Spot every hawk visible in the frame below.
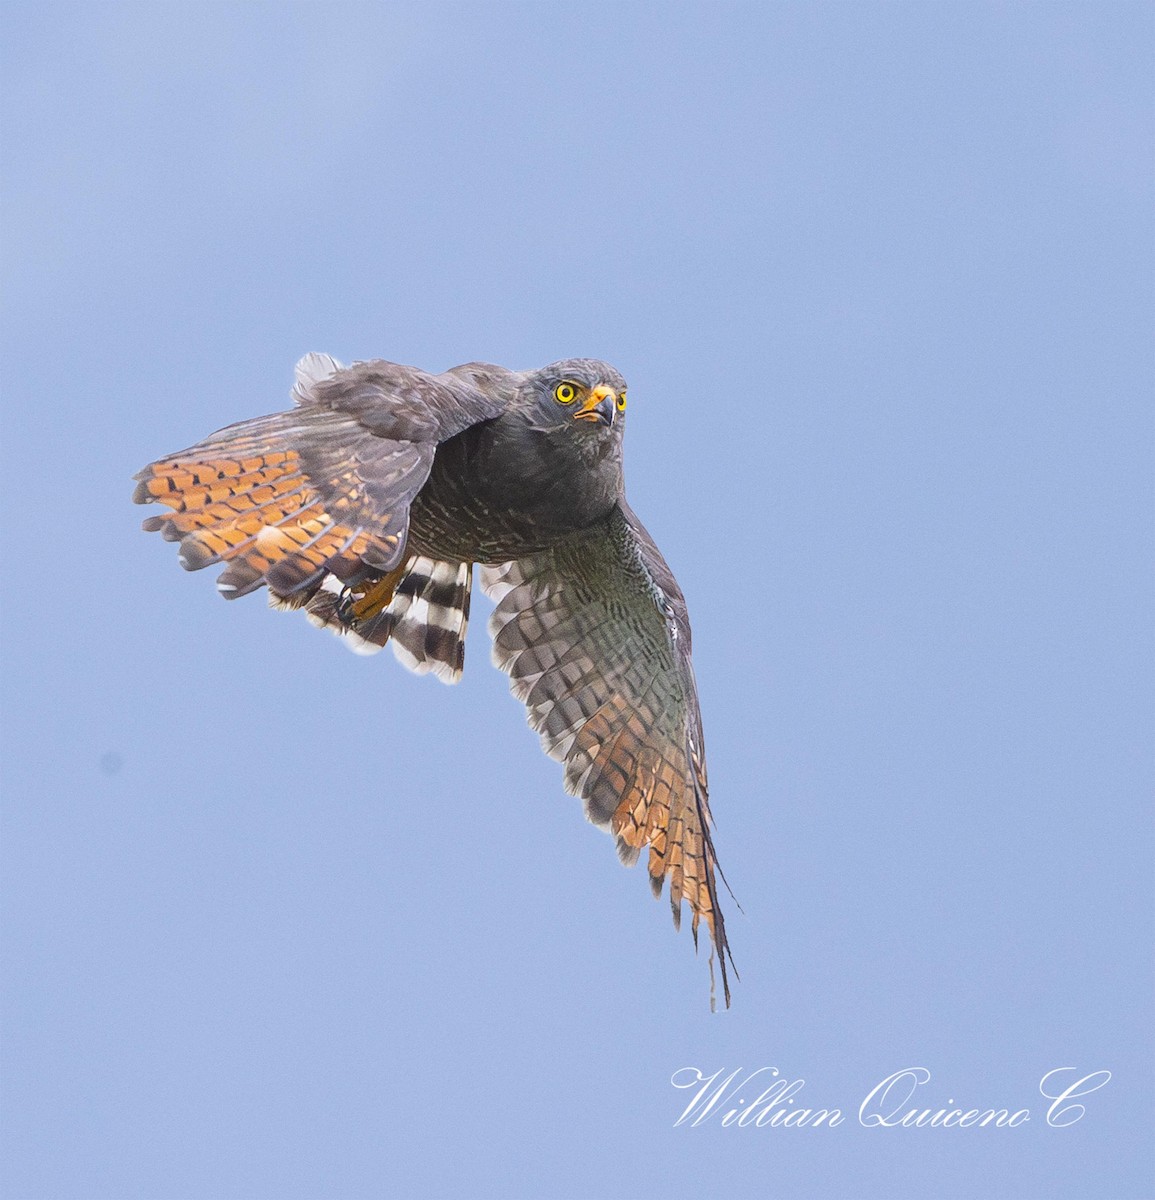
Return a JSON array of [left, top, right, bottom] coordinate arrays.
[[134, 354, 734, 1006]]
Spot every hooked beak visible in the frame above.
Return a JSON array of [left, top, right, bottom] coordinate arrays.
[[574, 385, 617, 427]]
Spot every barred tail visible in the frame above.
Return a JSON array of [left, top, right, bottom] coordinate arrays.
[[286, 556, 473, 685]]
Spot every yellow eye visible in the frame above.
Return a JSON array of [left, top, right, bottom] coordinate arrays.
[[554, 382, 577, 404], [616, 390, 627, 412]]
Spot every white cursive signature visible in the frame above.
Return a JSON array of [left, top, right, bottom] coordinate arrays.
[[670, 1066, 1112, 1129]]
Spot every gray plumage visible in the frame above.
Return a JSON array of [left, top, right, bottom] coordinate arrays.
[[134, 353, 733, 1007]]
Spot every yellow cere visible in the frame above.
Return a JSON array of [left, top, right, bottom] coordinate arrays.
[[555, 382, 577, 404]]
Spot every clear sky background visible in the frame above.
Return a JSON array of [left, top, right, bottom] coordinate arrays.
[[2, 3, 1151, 1198]]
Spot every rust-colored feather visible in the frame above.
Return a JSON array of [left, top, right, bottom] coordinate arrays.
[[482, 504, 735, 1010], [134, 446, 392, 599]]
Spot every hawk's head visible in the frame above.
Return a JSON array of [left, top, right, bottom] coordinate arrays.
[[525, 358, 628, 437]]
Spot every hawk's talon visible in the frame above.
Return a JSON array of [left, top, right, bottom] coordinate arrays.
[[335, 585, 360, 630]]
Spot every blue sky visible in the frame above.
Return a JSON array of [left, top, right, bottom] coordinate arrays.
[[2, 3, 1152, 1198]]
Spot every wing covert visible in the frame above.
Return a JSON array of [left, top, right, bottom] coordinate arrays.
[[481, 502, 733, 1007], [134, 354, 510, 597]]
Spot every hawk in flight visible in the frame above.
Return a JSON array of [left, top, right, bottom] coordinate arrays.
[[135, 354, 733, 1006]]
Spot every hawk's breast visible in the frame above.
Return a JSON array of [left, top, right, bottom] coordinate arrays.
[[407, 416, 623, 563]]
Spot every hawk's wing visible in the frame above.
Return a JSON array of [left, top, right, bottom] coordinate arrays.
[[481, 501, 733, 1007], [134, 354, 509, 599]]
